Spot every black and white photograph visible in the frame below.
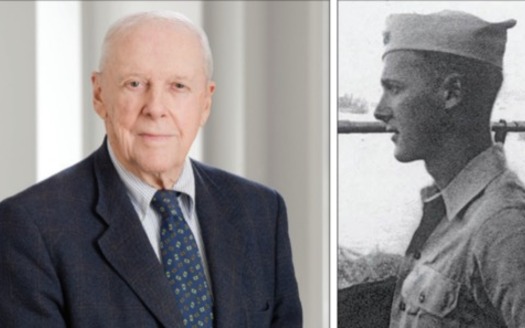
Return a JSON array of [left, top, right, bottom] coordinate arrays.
[[338, 1, 525, 327]]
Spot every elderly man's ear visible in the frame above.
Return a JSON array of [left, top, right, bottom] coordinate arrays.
[[200, 82, 216, 127], [91, 72, 108, 119], [443, 73, 463, 110]]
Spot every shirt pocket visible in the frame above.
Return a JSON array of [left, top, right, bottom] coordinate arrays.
[[401, 264, 460, 318]]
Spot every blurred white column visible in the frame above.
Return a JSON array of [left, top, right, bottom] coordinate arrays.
[[202, 2, 246, 175], [36, 1, 82, 181], [0, 2, 37, 200]]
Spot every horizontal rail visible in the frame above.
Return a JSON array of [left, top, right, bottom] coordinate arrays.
[[338, 120, 525, 134]]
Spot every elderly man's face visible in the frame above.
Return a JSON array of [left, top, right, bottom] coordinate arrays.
[[374, 51, 446, 163], [92, 21, 214, 187]]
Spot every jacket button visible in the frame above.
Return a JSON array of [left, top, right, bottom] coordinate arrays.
[[414, 251, 421, 259], [419, 293, 425, 303], [399, 302, 406, 311]]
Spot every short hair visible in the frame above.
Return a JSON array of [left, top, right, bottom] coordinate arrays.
[[419, 51, 503, 110], [98, 11, 214, 80]]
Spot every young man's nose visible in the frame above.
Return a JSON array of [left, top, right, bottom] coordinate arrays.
[[374, 101, 392, 123]]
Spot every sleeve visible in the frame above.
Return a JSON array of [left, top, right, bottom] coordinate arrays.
[[271, 192, 303, 327], [474, 207, 525, 328], [0, 200, 67, 327]]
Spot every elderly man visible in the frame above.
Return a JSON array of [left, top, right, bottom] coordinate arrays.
[[374, 10, 525, 328], [0, 11, 301, 327]]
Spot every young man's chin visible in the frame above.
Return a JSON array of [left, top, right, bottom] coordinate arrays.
[[393, 148, 419, 163]]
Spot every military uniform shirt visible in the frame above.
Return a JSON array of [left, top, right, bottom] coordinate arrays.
[[390, 144, 525, 328]]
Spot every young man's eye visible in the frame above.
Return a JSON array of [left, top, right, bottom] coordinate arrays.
[[386, 84, 401, 95], [381, 80, 402, 95]]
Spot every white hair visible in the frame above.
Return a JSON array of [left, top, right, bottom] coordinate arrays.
[[98, 11, 214, 80]]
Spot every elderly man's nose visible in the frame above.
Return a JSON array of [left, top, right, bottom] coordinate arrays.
[[144, 88, 168, 118]]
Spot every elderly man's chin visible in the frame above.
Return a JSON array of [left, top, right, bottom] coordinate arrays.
[[135, 155, 183, 177], [129, 144, 184, 173]]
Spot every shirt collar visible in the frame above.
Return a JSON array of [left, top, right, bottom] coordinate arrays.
[[172, 157, 196, 215], [107, 142, 196, 220], [429, 144, 507, 221]]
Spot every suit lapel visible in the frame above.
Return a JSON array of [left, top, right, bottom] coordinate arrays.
[[193, 162, 246, 326], [92, 144, 183, 328]]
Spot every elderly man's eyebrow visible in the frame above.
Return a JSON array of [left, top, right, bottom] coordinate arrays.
[[117, 72, 146, 79], [116, 73, 193, 81], [170, 74, 192, 81]]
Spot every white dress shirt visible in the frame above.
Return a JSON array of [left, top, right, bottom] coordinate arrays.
[[107, 144, 211, 284]]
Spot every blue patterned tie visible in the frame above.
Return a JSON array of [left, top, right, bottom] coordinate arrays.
[[151, 190, 213, 328]]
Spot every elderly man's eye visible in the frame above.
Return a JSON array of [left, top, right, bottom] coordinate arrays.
[[173, 82, 186, 89], [129, 81, 141, 88]]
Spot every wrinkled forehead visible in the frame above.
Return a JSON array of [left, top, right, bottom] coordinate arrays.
[[113, 19, 200, 52], [103, 19, 206, 72]]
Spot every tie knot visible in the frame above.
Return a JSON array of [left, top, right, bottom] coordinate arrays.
[[151, 190, 182, 219]]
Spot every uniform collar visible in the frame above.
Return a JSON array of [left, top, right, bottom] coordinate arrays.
[[422, 144, 507, 221]]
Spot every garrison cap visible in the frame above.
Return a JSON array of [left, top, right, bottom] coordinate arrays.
[[382, 10, 516, 68]]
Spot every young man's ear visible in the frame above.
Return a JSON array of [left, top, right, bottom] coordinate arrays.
[[442, 73, 463, 110]]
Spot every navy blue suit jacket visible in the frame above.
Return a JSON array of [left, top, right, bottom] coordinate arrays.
[[0, 142, 302, 327]]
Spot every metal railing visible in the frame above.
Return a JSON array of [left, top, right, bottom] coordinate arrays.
[[338, 120, 525, 143]]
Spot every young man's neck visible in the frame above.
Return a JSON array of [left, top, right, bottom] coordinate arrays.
[[425, 133, 493, 190]]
